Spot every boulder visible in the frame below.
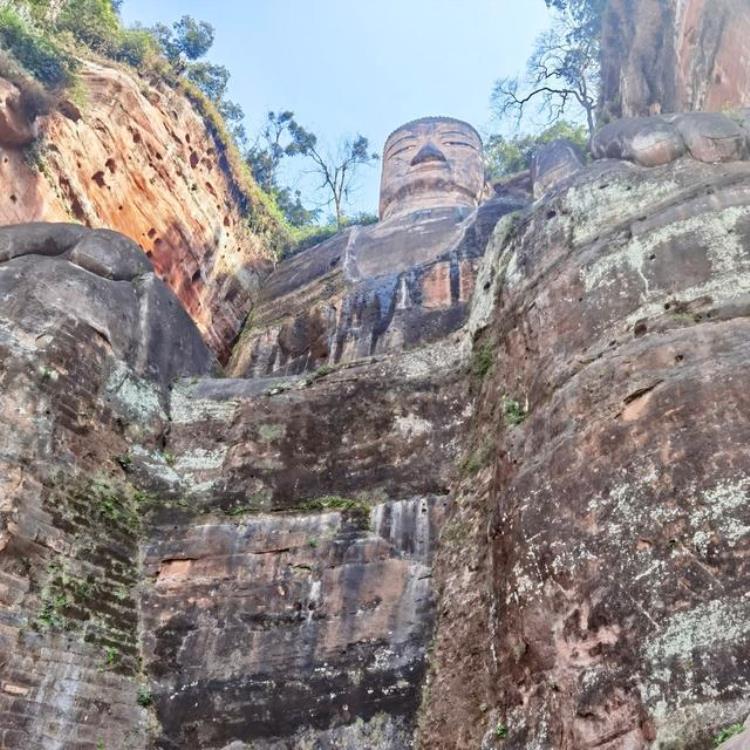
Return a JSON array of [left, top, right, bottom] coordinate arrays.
[[591, 117, 686, 166], [68, 227, 152, 280], [0, 224, 218, 391], [675, 111, 749, 163]]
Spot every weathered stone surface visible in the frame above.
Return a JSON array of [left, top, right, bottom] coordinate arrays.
[[0, 260, 170, 749], [141, 496, 446, 748], [0, 225, 227, 750], [675, 111, 749, 163], [600, 0, 750, 120], [0, 221, 87, 262], [0, 79, 35, 146], [6, 108, 750, 750], [419, 155, 750, 749], [0, 223, 218, 391], [159, 340, 465, 513], [591, 116, 686, 166], [0, 61, 280, 360], [68, 227, 152, 280], [0, 199, 478, 748], [124, 332, 466, 749], [592, 112, 750, 168], [530, 138, 584, 198]]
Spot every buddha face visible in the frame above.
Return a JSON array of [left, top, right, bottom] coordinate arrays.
[[379, 117, 484, 219]]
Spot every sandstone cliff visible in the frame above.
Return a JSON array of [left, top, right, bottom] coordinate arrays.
[[600, 0, 750, 119], [2, 6, 750, 746], [0, 59, 282, 361], [3, 111, 750, 749], [418, 114, 750, 750]]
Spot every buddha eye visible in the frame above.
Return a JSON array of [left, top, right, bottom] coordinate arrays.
[[389, 144, 416, 159], [443, 140, 476, 149]]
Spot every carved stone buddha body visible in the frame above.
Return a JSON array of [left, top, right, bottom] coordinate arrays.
[[379, 117, 485, 219], [229, 116, 529, 377]]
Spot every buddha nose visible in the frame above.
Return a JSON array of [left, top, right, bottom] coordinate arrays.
[[410, 142, 447, 166]]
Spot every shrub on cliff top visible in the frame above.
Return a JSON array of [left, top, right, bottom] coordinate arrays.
[[0, 6, 77, 88], [113, 27, 160, 69], [0, 50, 55, 118], [55, 0, 119, 53]]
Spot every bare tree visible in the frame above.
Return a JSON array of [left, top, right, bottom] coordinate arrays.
[[492, 6, 599, 136], [299, 134, 378, 229]]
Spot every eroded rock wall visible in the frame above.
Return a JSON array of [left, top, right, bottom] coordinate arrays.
[[600, 0, 750, 120], [132, 339, 469, 748], [0, 225, 216, 749], [0, 60, 279, 360], [0, 213, 488, 748], [141, 497, 445, 748], [419, 141, 750, 749], [5, 106, 750, 750]]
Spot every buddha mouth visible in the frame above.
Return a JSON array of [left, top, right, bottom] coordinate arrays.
[[385, 177, 481, 210], [405, 160, 451, 176]]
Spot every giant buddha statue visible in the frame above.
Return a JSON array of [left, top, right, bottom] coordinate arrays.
[[229, 116, 529, 377], [379, 117, 485, 219]]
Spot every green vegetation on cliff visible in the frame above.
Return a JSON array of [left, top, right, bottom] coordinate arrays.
[[0, 0, 296, 255], [485, 120, 588, 180]]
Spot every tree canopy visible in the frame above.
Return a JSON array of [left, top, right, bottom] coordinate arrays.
[[152, 15, 215, 65], [485, 120, 588, 181]]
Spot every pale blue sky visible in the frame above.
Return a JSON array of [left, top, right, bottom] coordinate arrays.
[[122, 1, 552, 217]]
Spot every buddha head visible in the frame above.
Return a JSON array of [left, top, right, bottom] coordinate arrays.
[[379, 117, 484, 220]]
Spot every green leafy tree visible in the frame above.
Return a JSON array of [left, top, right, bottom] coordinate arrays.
[[151, 15, 214, 67], [246, 111, 320, 226], [275, 187, 321, 228], [247, 111, 313, 192], [218, 99, 247, 146], [544, 0, 605, 41], [185, 61, 229, 101], [485, 120, 588, 181], [114, 26, 160, 68], [55, 0, 120, 53], [0, 5, 77, 88]]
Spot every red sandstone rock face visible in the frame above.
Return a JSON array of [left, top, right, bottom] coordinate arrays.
[[674, 0, 750, 112], [0, 61, 275, 360], [600, 0, 750, 119], [419, 153, 750, 749], [6, 100, 750, 748]]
